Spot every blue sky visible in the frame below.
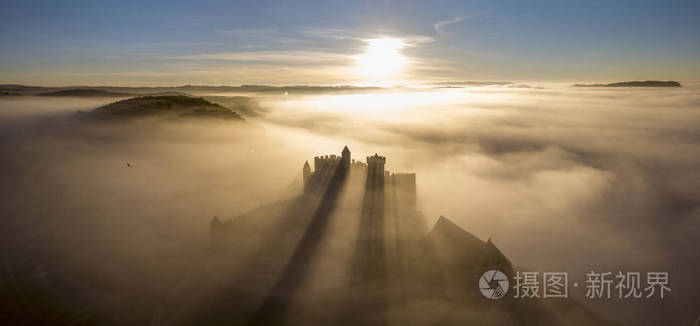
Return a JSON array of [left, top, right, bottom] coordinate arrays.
[[1, 0, 699, 85]]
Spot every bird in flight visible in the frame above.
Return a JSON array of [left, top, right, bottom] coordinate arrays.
[[126, 163, 132, 167]]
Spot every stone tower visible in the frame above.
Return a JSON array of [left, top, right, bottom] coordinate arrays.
[[365, 153, 386, 223], [341, 145, 351, 170], [302, 160, 311, 190], [366, 153, 386, 193]]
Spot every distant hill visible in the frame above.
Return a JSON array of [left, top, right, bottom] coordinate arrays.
[[1, 84, 386, 96], [574, 80, 681, 87], [80, 95, 244, 121], [0, 91, 22, 96], [39, 89, 135, 97], [0, 84, 48, 93]]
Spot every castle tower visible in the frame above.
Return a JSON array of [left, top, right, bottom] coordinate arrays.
[[366, 153, 386, 191], [353, 153, 387, 287], [302, 160, 311, 190], [341, 145, 351, 170]]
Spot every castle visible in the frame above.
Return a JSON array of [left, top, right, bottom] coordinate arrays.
[[210, 146, 421, 252], [302, 146, 416, 211]]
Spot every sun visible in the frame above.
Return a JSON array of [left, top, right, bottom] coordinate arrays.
[[354, 38, 407, 81]]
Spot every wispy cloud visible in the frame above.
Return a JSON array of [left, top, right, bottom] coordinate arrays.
[[168, 50, 349, 65], [218, 26, 433, 49], [434, 16, 467, 33], [165, 27, 438, 84], [10, 26, 440, 85]]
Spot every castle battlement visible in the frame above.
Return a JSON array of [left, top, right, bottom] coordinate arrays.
[[351, 159, 367, 170], [314, 155, 340, 162], [313, 154, 342, 174], [366, 153, 386, 164], [303, 146, 416, 211]]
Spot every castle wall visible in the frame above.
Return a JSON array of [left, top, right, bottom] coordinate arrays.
[[390, 173, 416, 212]]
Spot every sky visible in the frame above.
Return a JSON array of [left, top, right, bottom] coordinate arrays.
[[1, 0, 699, 86]]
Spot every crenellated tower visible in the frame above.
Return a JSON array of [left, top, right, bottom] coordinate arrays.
[[366, 153, 386, 188], [364, 153, 386, 222]]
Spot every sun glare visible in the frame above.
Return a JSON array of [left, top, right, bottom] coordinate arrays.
[[354, 38, 407, 81]]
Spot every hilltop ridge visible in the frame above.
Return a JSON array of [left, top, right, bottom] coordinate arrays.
[[574, 80, 681, 87], [79, 95, 244, 121]]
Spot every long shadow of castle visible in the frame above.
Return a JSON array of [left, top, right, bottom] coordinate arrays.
[[200, 146, 600, 326], [208, 146, 427, 325], [301, 147, 422, 325]]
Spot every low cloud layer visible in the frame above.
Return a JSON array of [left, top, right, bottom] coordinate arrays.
[[1, 85, 699, 325], [252, 86, 700, 324]]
